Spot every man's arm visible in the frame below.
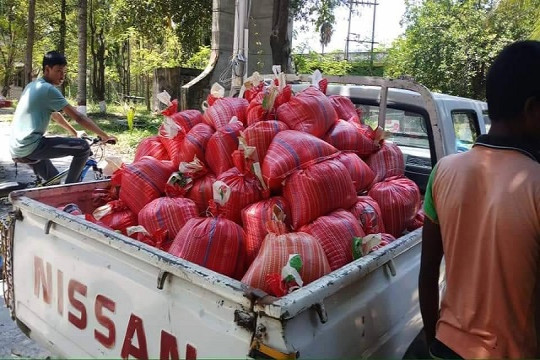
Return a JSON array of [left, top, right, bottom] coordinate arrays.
[[419, 217, 444, 346], [62, 104, 115, 142], [51, 112, 78, 137]]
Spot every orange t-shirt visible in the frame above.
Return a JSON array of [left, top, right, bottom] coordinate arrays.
[[426, 145, 540, 358]]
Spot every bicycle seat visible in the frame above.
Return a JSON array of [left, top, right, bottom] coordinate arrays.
[[12, 157, 41, 165]]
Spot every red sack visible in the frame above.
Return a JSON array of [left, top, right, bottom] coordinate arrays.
[[168, 216, 245, 278], [242, 209, 331, 296], [368, 176, 421, 238], [164, 157, 208, 198], [407, 208, 425, 231], [276, 87, 337, 138], [205, 120, 244, 176], [160, 99, 178, 116], [299, 210, 364, 271], [366, 141, 405, 184], [91, 187, 119, 208], [138, 197, 198, 249], [119, 157, 176, 214], [160, 110, 204, 166], [350, 196, 385, 234], [134, 136, 170, 162], [169, 110, 203, 132], [186, 173, 217, 215], [93, 200, 137, 235], [283, 159, 357, 229], [203, 97, 248, 130], [335, 153, 375, 193], [178, 123, 215, 164], [246, 86, 292, 126], [215, 151, 264, 224], [242, 121, 289, 162], [324, 120, 379, 156], [329, 95, 359, 122], [241, 197, 291, 266], [243, 82, 265, 103], [262, 130, 339, 191]]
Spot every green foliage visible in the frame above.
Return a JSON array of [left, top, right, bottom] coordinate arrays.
[[185, 46, 211, 69], [385, 0, 540, 100], [293, 51, 351, 75]]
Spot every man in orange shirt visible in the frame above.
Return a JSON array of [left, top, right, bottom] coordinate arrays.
[[420, 40, 540, 358]]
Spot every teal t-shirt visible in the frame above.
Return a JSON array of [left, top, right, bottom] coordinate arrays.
[[9, 78, 69, 158]]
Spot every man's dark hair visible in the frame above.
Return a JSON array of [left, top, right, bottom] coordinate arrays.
[[42, 51, 67, 71], [486, 40, 540, 122]]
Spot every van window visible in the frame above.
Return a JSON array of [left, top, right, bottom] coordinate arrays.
[[452, 111, 479, 153], [357, 105, 430, 150], [482, 110, 491, 133]]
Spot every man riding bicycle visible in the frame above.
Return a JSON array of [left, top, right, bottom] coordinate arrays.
[[9, 51, 117, 183]]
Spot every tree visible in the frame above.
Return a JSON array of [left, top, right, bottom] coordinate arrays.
[[77, 0, 87, 111], [24, 0, 36, 86], [385, 0, 540, 100], [271, 0, 292, 73], [59, 0, 67, 94], [89, 0, 107, 105], [0, 0, 25, 96], [320, 22, 333, 54]]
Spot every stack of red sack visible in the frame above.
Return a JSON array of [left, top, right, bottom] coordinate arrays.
[[79, 74, 424, 298]]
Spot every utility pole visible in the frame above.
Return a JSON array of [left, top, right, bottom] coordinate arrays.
[[344, 1, 379, 72]]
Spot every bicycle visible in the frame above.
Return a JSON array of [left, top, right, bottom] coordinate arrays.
[[0, 136, 115, 197]]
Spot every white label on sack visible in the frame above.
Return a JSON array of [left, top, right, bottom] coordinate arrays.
[[281, 254, 303, 287], [212, 180, 231, 206], [103, 156, 124, 177], [162, 117, 182, 139], [157, 90, 172, 106], [362, 234, 382, 255], [312, 69, 323, 88], [178, 155, 204, 174], [126, 225, 150, 237], [92, 203, 113, 221], [210, 82, 225, 98]]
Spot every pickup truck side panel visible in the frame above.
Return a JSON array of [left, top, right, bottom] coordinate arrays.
[[10, 183, 254, 358]]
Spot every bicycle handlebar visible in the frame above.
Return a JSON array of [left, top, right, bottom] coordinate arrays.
[[81, 136, 117, 145]]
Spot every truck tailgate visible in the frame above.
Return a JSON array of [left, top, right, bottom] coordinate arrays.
[[7, 182, 255, 358]]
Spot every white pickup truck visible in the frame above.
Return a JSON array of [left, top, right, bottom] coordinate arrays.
[[1, 77, 488, 359]]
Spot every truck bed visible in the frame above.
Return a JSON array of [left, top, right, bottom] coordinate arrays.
[[5, 180, 424, 358]]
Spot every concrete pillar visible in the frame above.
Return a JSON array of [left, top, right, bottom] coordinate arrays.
[[246, 1, 274, 75]]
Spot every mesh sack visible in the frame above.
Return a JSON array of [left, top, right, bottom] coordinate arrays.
[[324, 119, 379, 156], [334, 152, 375, 193], [134, 136, 170, 162], [205, 120, 244, 176], [242, 120, 289, 163], [178, 123, 215, 165], [366, 141, 405, 184], [283, 159, 357, 229], [350, 196, 386, 234], [203, 97, 248, 130], [299, 209, 364, 271], [368, 176, 421, 237]]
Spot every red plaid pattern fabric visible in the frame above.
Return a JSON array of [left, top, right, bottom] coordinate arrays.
[[366, 141, 405, 183], [368, 176, 421, 237], [169, 110, 203, 132], [241, 196, 291, 267], [350, 196, 386, 234], [216, 167, 263, 225], [158, 132, 184, 168], [134, 136, 170, 162], [262, 130, 339, 191], [169, 216, 245, 279], [187, 173, 216, 216], [243, 120, 289, 163], [100, 201, 138, 235], [335, 152, 375, 193], [276, 86, 337, 138], [324, 119, 379, 156], [120, 157, 176, 214], [283, 159, 357, 229], [205, 121, 244, 176], [329, 95, 360, 122], [138, 197, 198, 244], [203, 97, 249, 129], [407, 208, 425, 231], [246, 92, 274, 126], [241, 229, 330, 295], [299, 209, 364, 271], [178, 123, 215, 165]]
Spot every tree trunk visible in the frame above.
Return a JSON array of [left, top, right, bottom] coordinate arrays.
[[146, 74, 151, 111], [270, 0, 292, 73], [77, 0, 88, 111], [0, 10, 16, 97], [59, 0, 67, 94], [24, 0, 36, 86]]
